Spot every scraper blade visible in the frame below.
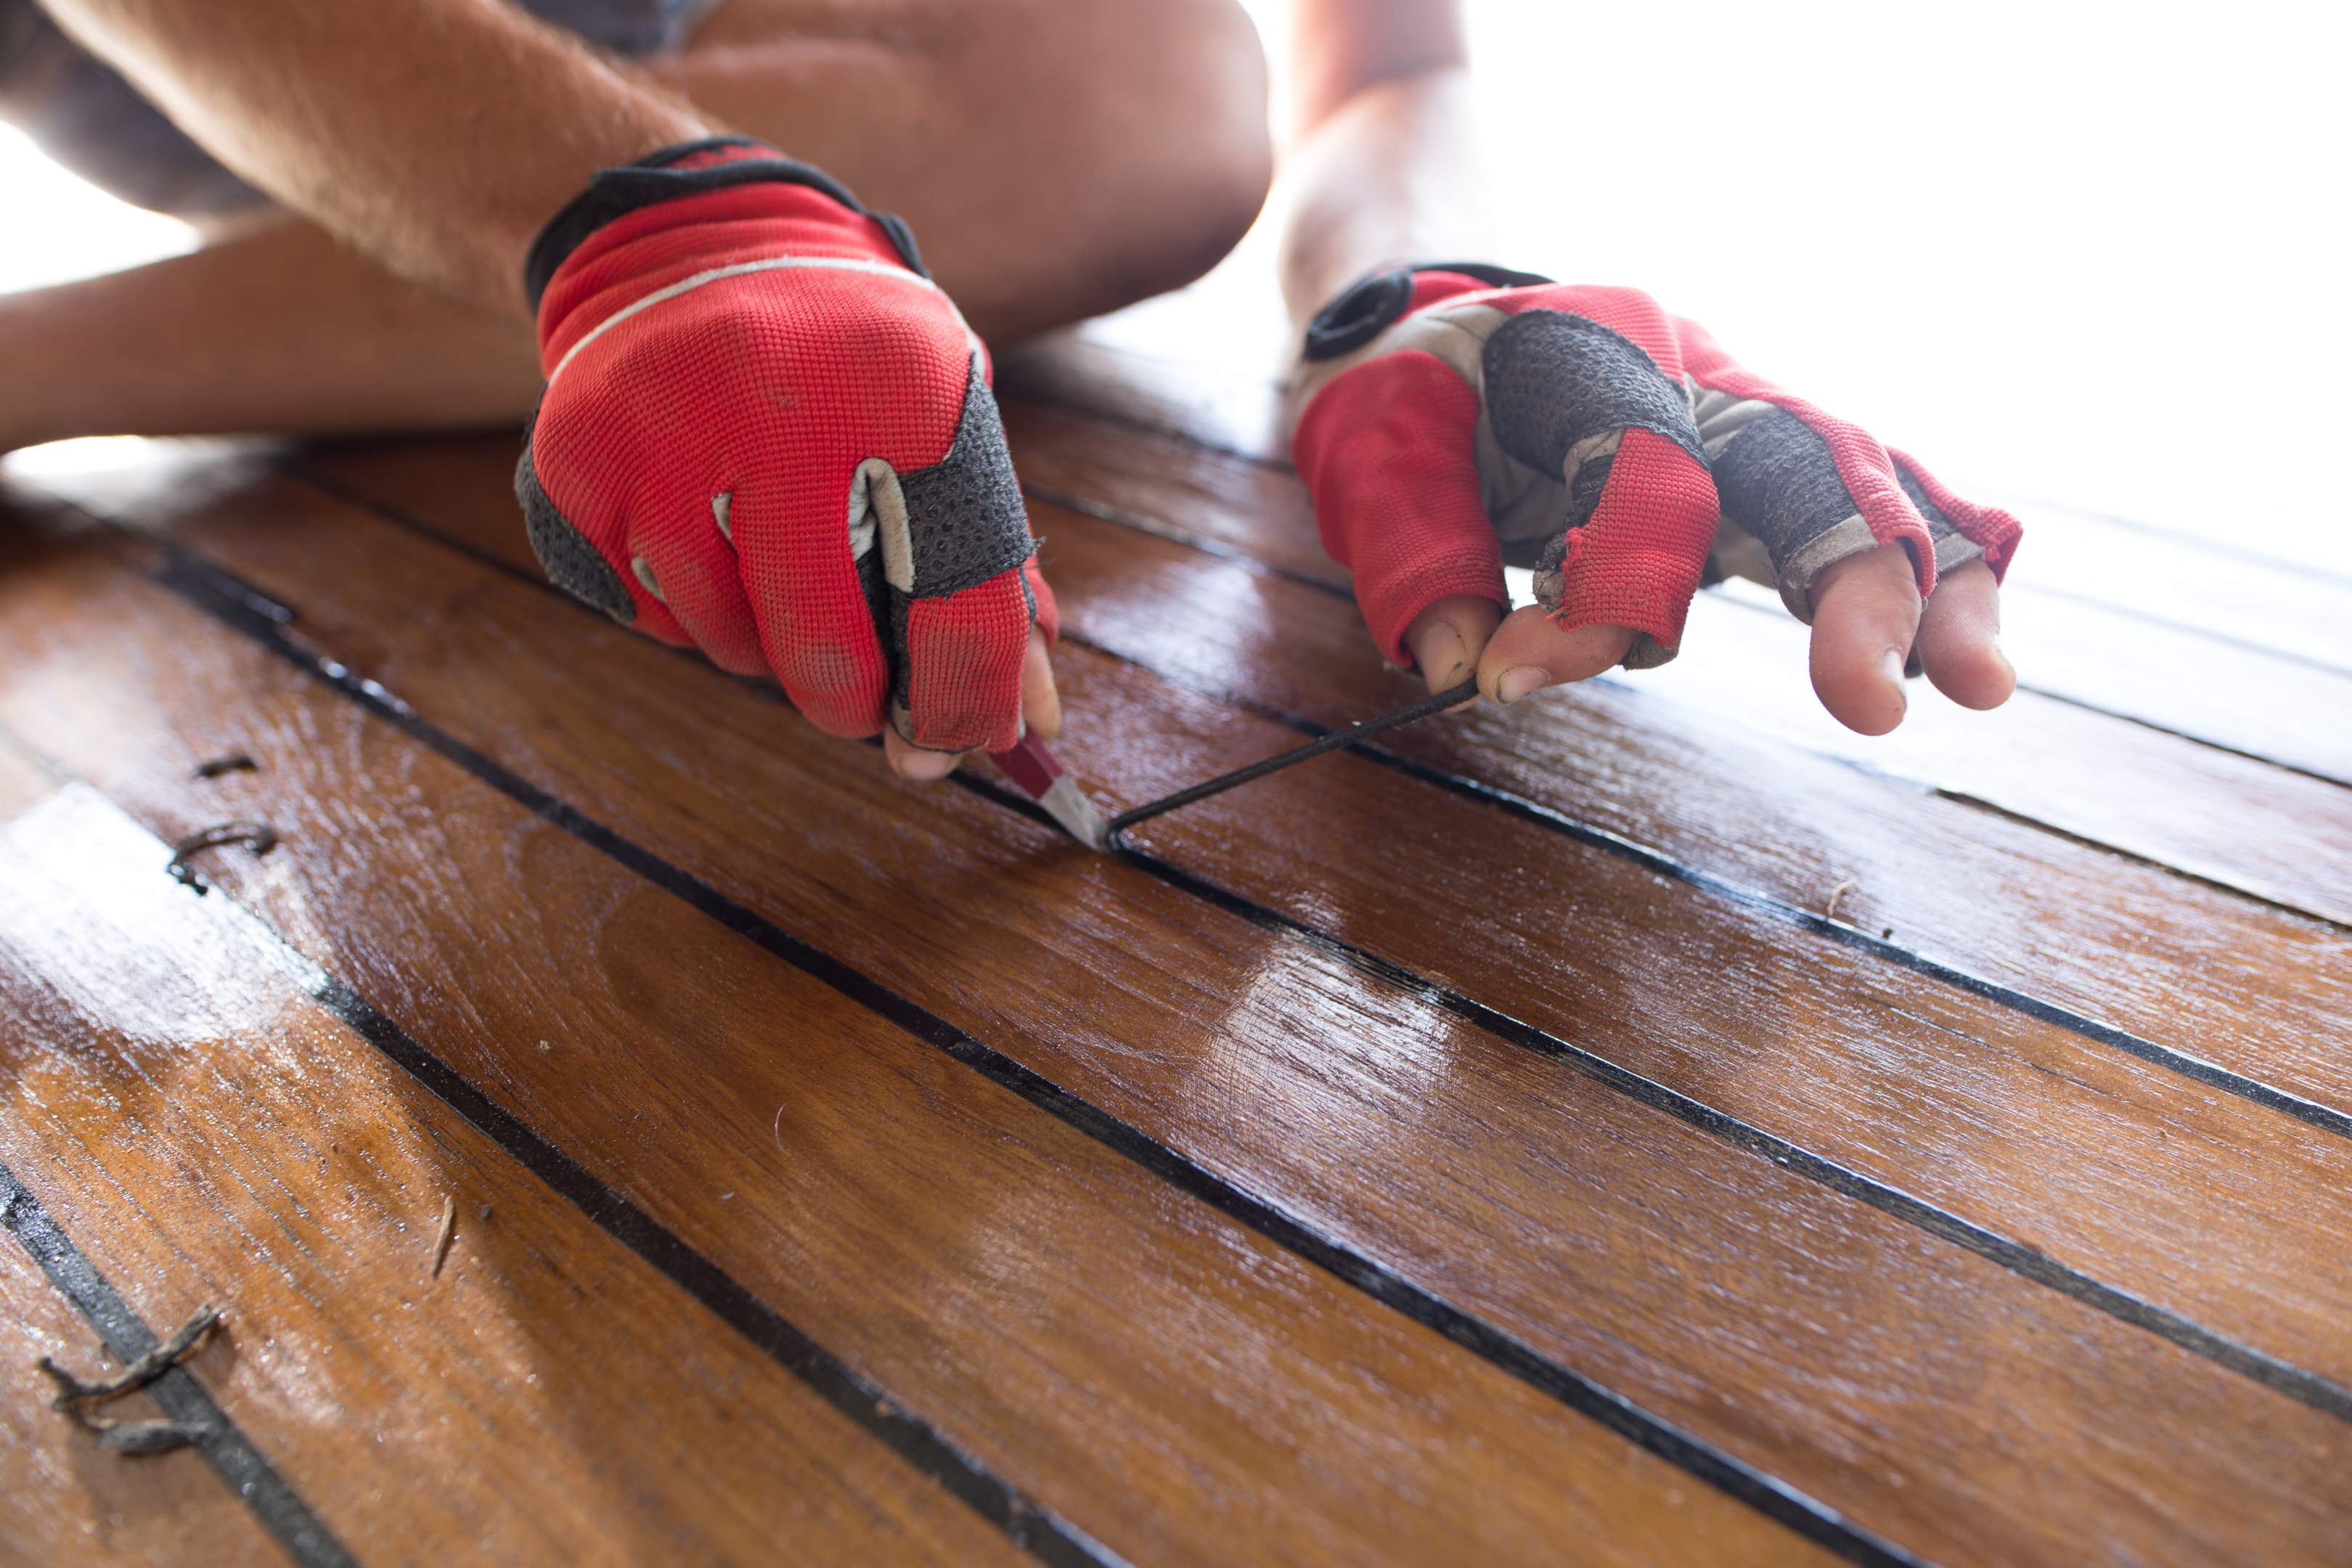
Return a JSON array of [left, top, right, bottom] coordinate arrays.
[[987, 733, 1109, 851]]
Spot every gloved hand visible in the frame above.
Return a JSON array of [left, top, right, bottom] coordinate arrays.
[[516, 136, 1054, 762], [1290, 264, 2020, 721]]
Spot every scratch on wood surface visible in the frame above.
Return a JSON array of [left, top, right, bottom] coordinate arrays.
[[430, 1194, 458, 1280]]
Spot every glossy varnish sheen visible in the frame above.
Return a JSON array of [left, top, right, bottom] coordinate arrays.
[[0, 525, 1830, 1567], [0, 377, 2344, 1568]]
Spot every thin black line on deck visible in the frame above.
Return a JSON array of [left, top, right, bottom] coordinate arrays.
[[276, 460, 2352, 1128], [960, 772, 2352, 1428], [1051, 623, 2352, 1141], [0, 1160, 358, 1568], [237, 470, 2352, 1407], [153, 541, 1932, 1568]]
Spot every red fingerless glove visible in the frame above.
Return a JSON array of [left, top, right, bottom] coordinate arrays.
[[1675, 316, 2020, 621], [1291, 264, 2020, 669], [517, 137, 1052, 753]]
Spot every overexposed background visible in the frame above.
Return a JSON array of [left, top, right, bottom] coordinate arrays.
[[3, 0, 2345, 560], [1259, 0, 2350, 565]]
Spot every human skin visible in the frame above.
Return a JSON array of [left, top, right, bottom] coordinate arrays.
[[1274, 0, 2014, 735], [7, 0, 1273, 775], [2, 0, 2006, 742]]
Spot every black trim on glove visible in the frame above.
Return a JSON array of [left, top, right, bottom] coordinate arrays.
[[522, 135, 928, 312], [1301, 261, 1556, 361]]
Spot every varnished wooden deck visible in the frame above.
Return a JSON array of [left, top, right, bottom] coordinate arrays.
[[0, 332, 2348, 1567]]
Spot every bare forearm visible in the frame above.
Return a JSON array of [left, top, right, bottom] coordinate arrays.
[[36, 0, 709, 316], [0, 219, 540, 449], [1277, 67, 1490, 329]]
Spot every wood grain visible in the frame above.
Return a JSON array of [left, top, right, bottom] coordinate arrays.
[[0, 523, 1831, 1568], [0, 751, 284, 1568], [0, 779, 1032, 1566], [1993, 497, 2352, 677], [32, 455, 2352, 1566], [293, 431, 2352, 1105]]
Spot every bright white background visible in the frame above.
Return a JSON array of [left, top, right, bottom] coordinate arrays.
[[3, 1, 2345, 552], [1256, 0, 2350, 553]]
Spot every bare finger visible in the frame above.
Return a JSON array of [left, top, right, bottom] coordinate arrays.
[[1806, 542, 1923, 735], [1404, 595, 1505, 700], [1475, 606, 1638, 705], [1914, 558, 2014, 711]]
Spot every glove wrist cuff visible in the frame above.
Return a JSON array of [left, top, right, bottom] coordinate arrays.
[[523, 136, 927, 311], [1301, 261, 1553, 362]]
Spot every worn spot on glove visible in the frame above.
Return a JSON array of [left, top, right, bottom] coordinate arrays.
[[516, 438, 635, 624], [1482, 311, 1707, 482], [896, 366, 1034, 599]]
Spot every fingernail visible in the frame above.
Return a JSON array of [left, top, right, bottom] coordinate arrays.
[[897, 748, 958, 781], [1879, 648, 1906, 688], [1497, 666, 1552, 706]]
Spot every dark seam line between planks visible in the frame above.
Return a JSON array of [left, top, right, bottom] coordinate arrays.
[[1932, 789, 2351, 934], [108, 557, 1133, 1568], [147, 542, 1932, 1568], [2007, 583, 2352, 681], [274, 463, 2352, 1106], [959, 770, 2352, 1429], [1972, 491, 2352, 596], [0, 1158, 359, 1568], [1048, 624, 2352, 1146], [1699, 592, 2352, 793], [247, 471, 2352, 1380]]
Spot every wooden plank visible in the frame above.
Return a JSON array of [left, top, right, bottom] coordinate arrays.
[[0, 777, 1033, 1567], [320, 420, 2351, 1094], [34, 454, 2352, 1566], [1892, 583, 2352, 783], [0, 1226, 285, 1568], [995, 402, 2352, 916], [0, 747, 286, 1568], [0, 525, 1831, 1568], [1016, 497, 2352, 1081], [1994, 499, 2352, 677]]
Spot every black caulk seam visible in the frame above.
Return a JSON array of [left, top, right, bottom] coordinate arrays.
[[260, 460, 2352, 1412], [0, 1160, 358, 1568], [1932, 789, 2349, 934], [955, 767, 2352, 1428], [1702, 589, 2352, 792], [147, 550, 1124, 1568], [1051, 626, 2352, 1145], [150, 543, 1929, 1568], [259, 465, 2352, 1418], [1015, 463, 2352, 906], [285, 454, 2351, 1008]]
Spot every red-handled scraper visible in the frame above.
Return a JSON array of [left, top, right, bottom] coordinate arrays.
[[987, 734, 1109, 851]]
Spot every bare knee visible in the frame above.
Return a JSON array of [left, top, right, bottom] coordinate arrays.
[[988, 0, 1273, 333], [666, 0, 1273, 338]]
